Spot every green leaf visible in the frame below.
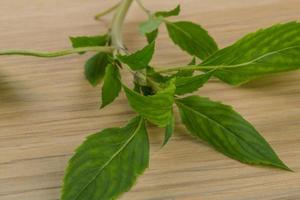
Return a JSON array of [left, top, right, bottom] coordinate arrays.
[[123, 80, 175, 127], [62, 116, 149, 200], [101, 64, 122, 108], [165, 21, 218, 60], [202, 22, 300, 85], [155, 5, 180, 18], [118, 42, 155, 70], [146, 29, 159, 44], [176, 95, 290, 170], [163, 113, 174, 146], [139, 16, 163, 35], [70, 35, 108, 48], [85, 53, 110, 86], [175, 70, 214, 95]]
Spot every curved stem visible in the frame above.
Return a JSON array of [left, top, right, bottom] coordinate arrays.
[[111, 0, 133, 50], [95, 2, 121, 20], [0, 46, 114, 58]]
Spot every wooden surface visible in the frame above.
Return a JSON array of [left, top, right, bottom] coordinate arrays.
[[0, 0, 300, 199]]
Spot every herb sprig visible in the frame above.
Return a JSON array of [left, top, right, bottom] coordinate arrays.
[[1, 0, 299, 199]]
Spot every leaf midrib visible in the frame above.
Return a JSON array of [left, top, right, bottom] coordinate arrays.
[[72, 117, 144, 200]]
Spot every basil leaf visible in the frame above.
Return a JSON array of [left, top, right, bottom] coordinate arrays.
[[118, 42, 155, 70], [70, 35, 108, 48], [85, 53, 110, 86], [165, 21, 218, 60], [163, 113, 174, 146], [202, 22, 300, 85], [155, 5, 180, 18], [176, 95, 290, 170], [139, 17, 163, 35], [175, 70, 214, 95], [62, 116, 149, 200], [123, 80, 175, 127], [101, 64, 121, 108], [146, 29, 159, 44]]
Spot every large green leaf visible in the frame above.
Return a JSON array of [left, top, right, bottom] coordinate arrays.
[[202, 22, 300, 85], [118, 42, 155, 70], [175, 70, 214, 95], [85, 53, 110, 86], [123, 81, 175, 127], [176, 95, 290, 170], [62, 116, 149, 200], [101, 64, 121, 108], [165, 21, 218, 60]]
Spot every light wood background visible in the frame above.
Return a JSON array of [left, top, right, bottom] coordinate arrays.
[[0, 0, 300, 200]]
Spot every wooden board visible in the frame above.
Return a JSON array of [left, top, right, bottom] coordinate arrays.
[[0, 0, 300, 199]]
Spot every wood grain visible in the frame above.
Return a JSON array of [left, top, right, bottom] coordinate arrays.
[[0, 0, 300, 199]]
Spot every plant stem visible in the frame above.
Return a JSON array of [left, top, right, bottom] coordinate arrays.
[[0, 46, 114, 58], [95, 2, 121, 20], [156, 65, 221, 73], [135, 0, 151, 17], [110, 0, 160, 91], [111, 0, 133, 50]]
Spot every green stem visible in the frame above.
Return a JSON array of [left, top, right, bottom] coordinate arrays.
[[110, 0, 162, 91], [111, 0, 133, 50], [156, 65, 221, 73], [0, 46, 114, 58], [94, 2, 121, 20]]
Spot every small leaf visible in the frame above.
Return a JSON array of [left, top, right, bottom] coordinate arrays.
[[139, 17, 163, 35], [70, 35, 108, 54], [155, 5, 180, 18], [123, 80, 175, 127], [146, 29, 159, 44], [176, 95, 290, 170], [175, 70, 214, 95], [85, 53, 110, 86], [118, 42, 155, 70], [165, 21, 218, 60], [101, 64, 122, 108], [202, 22, 300, 85], [62, 116, 149, 200], [163, 113, 174, 146]]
